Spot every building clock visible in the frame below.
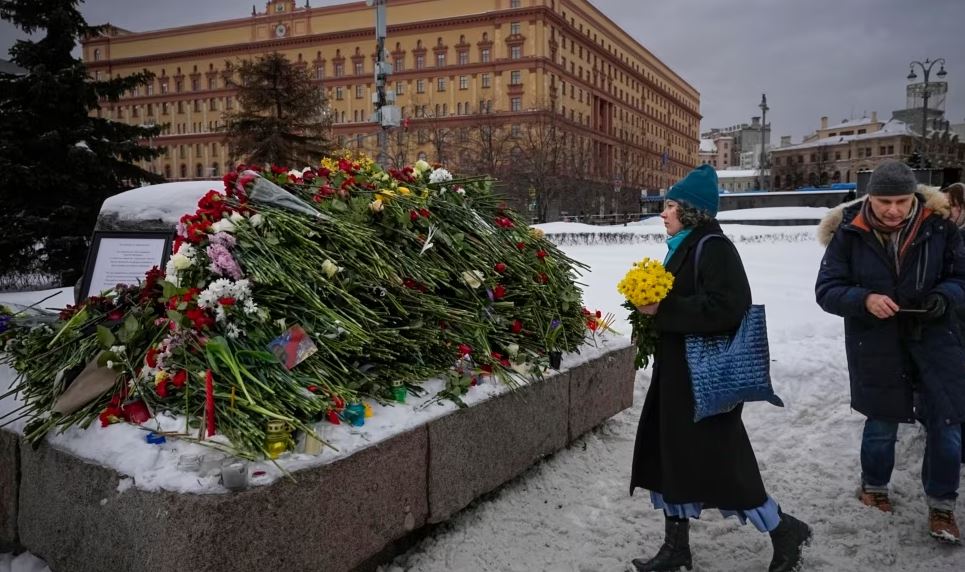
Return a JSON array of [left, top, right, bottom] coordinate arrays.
[[274, 23, 287, 38]]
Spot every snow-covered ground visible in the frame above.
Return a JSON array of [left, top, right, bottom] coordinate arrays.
[[3, 224, 965, 571], [374, 236, 965, 571]]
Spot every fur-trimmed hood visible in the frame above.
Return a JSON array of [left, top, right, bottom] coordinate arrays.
[[816, 185, 949, 246]]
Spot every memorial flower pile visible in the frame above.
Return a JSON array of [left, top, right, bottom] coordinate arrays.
[[1, 155, 594, 459], [617, 258, 674, 368]]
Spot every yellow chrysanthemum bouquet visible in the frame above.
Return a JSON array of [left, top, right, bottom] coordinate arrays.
[[616, 258, 675, 368]]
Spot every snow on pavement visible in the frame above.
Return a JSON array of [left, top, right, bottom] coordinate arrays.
[[3, 234, 965, 570], [378, 239, 965, 572]]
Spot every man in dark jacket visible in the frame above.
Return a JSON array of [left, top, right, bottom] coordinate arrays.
[[816, 160, 965, 544]]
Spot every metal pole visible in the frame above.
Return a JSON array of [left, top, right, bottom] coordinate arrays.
[[922, 71, 929, 166], [908, 58, 947, 168], [758, 93, 768, 191], [369, 0, 390, 168]]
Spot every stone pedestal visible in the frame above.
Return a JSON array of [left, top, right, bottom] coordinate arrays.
[[9, 345, 635, 571]]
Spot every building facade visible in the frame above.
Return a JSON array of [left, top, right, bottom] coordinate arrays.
[[700, 117, 769, 170], [82, 0, 700, 218], [770, 113, 964, 190]]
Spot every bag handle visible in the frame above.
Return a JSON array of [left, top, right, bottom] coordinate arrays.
[[693, 234, 735, 291]]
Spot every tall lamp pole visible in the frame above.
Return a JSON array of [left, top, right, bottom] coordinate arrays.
[[907, 58, 946, 167], [758, 93, 769, 191]]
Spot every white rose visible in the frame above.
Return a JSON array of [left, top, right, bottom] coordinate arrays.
[[321, 259, 340, 278], [461, 270, 484, 289], [210, 218, 236, 234], [506, 343, 519, 357], [249, 214, 264, 227], [171, 253, 193, 270], [429, 168, 453, 184], [369, 199, 384, 213], [414, 159, 431, 173], [229, 211, 244, 223]]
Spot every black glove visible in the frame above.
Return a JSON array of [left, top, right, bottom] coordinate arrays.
[[921, 293, 947, 321]]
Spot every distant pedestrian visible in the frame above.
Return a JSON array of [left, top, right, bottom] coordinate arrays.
[[630, 165, 811, 572], [816, 161, 965, 544]]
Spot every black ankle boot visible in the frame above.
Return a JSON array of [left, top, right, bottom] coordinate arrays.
[[768, 511, 812, 572], [631, 516, 693, 571]]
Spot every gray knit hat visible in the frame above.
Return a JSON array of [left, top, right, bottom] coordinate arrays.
[[869, 160, 918, 196]]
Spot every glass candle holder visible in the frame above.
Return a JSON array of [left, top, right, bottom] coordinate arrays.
[[344, 402, 366, 427], [264, 420, 290, 460], [392, 384, 407, 404], [221, 459, 249, 491], [200, 453, 225, 477], [177, 454, 201, 473]]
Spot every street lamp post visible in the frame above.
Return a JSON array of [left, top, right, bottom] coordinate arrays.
[[907, 58, 947, 167], [758, 93, 769, 191]]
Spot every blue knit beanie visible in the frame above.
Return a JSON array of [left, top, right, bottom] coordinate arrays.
[[666, 164, 719, 217]]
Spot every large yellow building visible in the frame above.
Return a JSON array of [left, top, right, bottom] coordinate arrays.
[[83, 0, 699, 208]]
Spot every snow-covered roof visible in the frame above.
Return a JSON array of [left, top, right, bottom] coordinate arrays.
[[824, 116, 876, 131], [699, 139, 717, 153], [777, 119, 914, 152], [99, 180, 222, 223], [716, 169, 760, 179]]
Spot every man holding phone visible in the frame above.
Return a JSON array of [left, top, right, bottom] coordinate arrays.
[[816, 160, 965, 544]]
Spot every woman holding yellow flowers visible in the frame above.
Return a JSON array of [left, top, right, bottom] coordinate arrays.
[[628, 165, 811, 572]]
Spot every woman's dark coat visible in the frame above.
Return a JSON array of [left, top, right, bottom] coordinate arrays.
[[815, 190, 965, 425], [630, 219, 768, 510]]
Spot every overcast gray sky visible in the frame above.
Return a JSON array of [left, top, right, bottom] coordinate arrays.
[[2, 0, 963, 141]]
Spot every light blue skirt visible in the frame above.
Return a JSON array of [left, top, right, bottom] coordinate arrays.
[[650, 491, 781, 533]]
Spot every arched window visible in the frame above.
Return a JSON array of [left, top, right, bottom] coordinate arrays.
[[180, 164, 187, 179], [164, 165, 172, 179], [195, 163, 204, 178], [832, 171, 841, 183], [773, 175, 781, 189], [93, 48, 101, 61], [211, 162, 220, 177]]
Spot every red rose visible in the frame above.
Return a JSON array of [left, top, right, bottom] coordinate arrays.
[[155, 380, 169, 398], [172, 370, 188, 388], [218, 297, 236, 306], [458, 343, 472, 357], [327, 410, 341, 425], [419, 208, 431, 218], [270, 164, 288, 175], [307, 385, 318, 393], [223, 171, 239, 186], [516, 242, 526, 250], [333, 396, 345, 411], [511, 319, 523, 334], [536, 249, 547, 260], [98, 405, 123, 427], [587, 319, 598, 331], [494, 262, 507, 274], [145, 348, 158, 369], [595, 310, 602, 319], [410, 211, 420, 222], [493, 284, 507, 300]]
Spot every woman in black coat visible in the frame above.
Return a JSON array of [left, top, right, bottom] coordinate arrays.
[[629, 165, 810, 572]]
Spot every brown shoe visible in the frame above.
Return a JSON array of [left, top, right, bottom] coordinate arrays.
[[929, 509, 961, 544], [858, 488, 893, 513]]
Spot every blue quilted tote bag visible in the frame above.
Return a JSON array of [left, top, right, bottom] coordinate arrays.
[[685, 236, 784, 422]]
